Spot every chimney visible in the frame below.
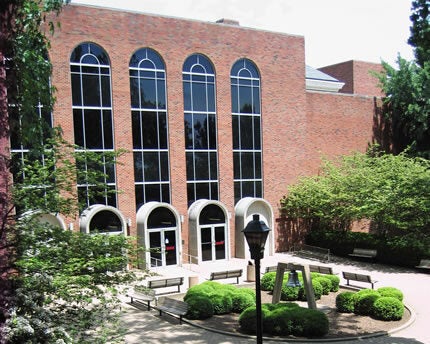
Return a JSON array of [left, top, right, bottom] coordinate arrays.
[[216, 18, 240, 26]]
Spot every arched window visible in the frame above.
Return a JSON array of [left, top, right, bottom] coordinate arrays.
[[231, 59, 262, 204], [70, 42, 117, 209], [129, 48, 170, 209], [183, 54, 218, 205]]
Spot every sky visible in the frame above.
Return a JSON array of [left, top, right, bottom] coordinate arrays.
[[71, 0, 415, 68]]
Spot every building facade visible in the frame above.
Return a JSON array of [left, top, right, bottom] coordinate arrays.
[[13, 4, 383, 268]]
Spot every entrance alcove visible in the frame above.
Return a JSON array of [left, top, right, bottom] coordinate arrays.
[[136, 202, 181, 269], [79, 204, 126, 235], [188, 199, 230, 264], [235, 197, 274, 259]]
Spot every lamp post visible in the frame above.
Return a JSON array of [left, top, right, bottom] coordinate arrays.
[[242, 214, 271, 344]]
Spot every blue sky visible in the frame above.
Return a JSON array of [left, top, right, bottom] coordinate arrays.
[[71, 0, 415, 68]]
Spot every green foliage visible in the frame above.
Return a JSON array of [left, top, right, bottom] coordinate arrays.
[[239, 303, 329, 338], [408, 0, 430, 69], [336, 292, 356, 313], [372, 297, 404, 321], [281, 152, 430, 234], [353, 290, 380, 316], [261, 271, 276, 291], [5, 219, 140, 343], [313, 276, 331, 295], [185, 295, 214, 320], [231, 289, 255, 313], [281, 285, 301, 301], [324, 275, 340, 292], [209, 291, 233, 315], [377, 287, 404, 301], [299, 279, 323, 301]]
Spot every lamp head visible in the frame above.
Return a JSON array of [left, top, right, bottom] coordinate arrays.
[[242, 214, 271, 260]]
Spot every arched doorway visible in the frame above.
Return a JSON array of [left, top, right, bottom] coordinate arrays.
[[235, 197, 274, 259], [80, 204, 126, 234], [136, 202, 181, 268], [188, 199, 229, 264], [20, 211, 67, 230]]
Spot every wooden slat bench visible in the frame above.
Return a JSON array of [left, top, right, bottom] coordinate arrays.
[[348, 248, 377, 260], [127, 289, 156, 311], [342, 271, 378, 289], [294, 244, 331, 262], [209, 269, 243, 284], [415, 259, 430, 271], [147, 277, 184, 294], [309, 264, 335, 275], [264, 266, 278, 274], [155, 297, 189, 324]]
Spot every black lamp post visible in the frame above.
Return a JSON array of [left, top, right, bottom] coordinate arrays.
[[242, 214, 271, 344]]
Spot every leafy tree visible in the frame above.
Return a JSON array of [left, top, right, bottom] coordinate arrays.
[[376, 0, 430, 158], [0, 1, 144, 342], [280, 150, 430, 235], [408, 0, 430, 68]]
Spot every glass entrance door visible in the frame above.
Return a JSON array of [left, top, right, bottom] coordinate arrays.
[[200, 225, 226, 261], [149, 229, 177, 267]]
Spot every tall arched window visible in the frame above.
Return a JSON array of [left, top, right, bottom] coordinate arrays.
[[231, 59, 262, 204], [183, 54, 218, 205], [129, 48, 170, 209], [70, 42, 117, 209]]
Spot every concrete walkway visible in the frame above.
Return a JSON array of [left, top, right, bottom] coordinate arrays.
[[121, 253, 430, 344]]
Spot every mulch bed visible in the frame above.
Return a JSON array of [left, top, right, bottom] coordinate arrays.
[[187, 287, 412, 339]]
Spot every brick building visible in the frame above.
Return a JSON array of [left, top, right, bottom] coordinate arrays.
[[12, 3, 383, 268]]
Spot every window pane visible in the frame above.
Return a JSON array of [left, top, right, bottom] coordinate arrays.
[[103, 110, 113, 149], [134, 152, 143, 181], [158, 113, 168, 149], [101, 76, 111, 107], [233, 152, 240, 179], [231, 86, 238, 113], [254, 117, 261, 150], [208, 114, 217, 149], [207, 83, 215, 112], [135, 185, 144, 209], [130, 78, 140, 108], [239, 86, 252, 113], [84, 110, 103, 149], [142, 112, 158, 148], [143, 152, 160, 181], [141, 78, 157, 108], [183, 82, 191, 110], [192, 82, 207, 111], [193, 113, 208, 149], [73, 109, 84, 146], [232, 116, 239, 149], [240, 115, 253, 149], [210, 152, 217, 180], [157, 80, 166, 109], [71, 74, 82, 106], [195, 182, 210, 200], [186, 152, 194, 180], [241, 152, 254, 179], [132, 111, 142, 149], [195, 152, 209, 180], [184, 113, 193, 149], [161, 184, 170, 203], [145, 184, 161, 202], [253, 87, 260, 113], [82, 74, 101, 106], [255, 152, 262, 178]]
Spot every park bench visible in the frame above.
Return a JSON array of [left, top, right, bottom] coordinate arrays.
[[415, 259, 430, 272], [154, 297, 189, 324], [309, 264, 335, 275], [147, 277, 184, 294], [348, 248, 377, 261], [342, 271, 378, 289], [293, 244, 331, 262], [209, 269, 243, 284], [127, 288, 156, 311], [264, 266, 278, 273]]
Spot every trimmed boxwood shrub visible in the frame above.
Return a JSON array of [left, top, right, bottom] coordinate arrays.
[[313, 276, 331, 295], [324, 274, 340, 292], [261, 272, 276, 291], [231, 290, 255, 313], [281, 285, 300, 301], [377, 287, 403, 301], [372, 296, 404, 321], [240, 303, 329, 337], [353, 289, 380, 315], [336, 291, 356, 313], [185, 294, 214, 320], [298, 279, 323, 301], [209, 291, 233, 314]]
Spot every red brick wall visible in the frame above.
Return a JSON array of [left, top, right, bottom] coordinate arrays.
[[319, 60, 383, 97], [48, 4, 380, 254]]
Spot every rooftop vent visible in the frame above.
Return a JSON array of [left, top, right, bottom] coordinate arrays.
[[216, 18, 240, 26]]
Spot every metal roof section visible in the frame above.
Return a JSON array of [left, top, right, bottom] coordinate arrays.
[[305, 65, 345, 93]]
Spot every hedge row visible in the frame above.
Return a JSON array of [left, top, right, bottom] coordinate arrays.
[[335, 287, 404, 321]]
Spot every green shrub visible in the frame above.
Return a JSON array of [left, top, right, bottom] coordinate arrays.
[[372, 296, 404, 321], [299, 279, 323, 301], [263, 303, 300, 336], [185, 295, 214, 320], [353, 290, 380, 315], [297, 308, 329, 337], [336, 292, 356, 313], [377, 287, 403, 301], [313, 277, 331, 295], [209, 291, 233, 314], [261, 272, 276, 291], [260, 303, 328, 337], [238, 304, 272, 334], [281, 285, 300, 301], [231, 291, 255, 313], [184, 281, 217, 301], [324, 275, 340, 292]]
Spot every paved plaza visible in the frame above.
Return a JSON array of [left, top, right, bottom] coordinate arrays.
[[121, 252, 430, 344]]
